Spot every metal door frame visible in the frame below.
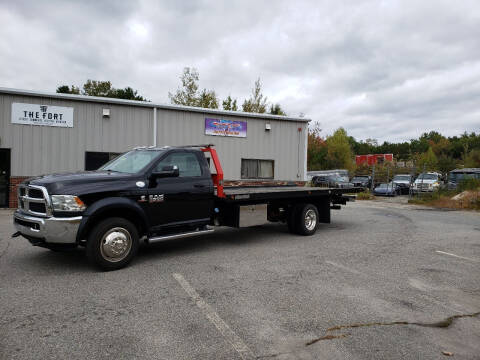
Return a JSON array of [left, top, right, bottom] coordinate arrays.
[[0, 148, 11, 208]]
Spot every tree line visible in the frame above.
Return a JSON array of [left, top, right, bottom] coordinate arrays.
[[57, 80, 147, 101], [56, 76, 479, 174], [168, 67, 286, 115], [308, 126, 480, 174], [56, 67, 287, 115]]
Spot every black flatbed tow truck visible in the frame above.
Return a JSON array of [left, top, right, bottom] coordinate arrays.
[[13, 144, 359, 270]]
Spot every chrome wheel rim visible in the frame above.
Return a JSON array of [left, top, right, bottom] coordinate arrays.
[[100, 227, 132, 262], [305, 209, 317, 231]]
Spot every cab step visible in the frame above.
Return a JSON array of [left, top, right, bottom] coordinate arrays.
[[147, 227, 214, 244]]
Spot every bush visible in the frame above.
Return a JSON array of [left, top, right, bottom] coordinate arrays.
[[357, 191, 374, 200], [458, 178, 480, 192], [408, 188, 455, 204]]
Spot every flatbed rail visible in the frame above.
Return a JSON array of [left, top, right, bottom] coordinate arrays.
[[218, 186, 363, 202]]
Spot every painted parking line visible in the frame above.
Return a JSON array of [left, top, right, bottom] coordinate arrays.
[[173, 273, 255, 360], [435, 251, 479, 263]]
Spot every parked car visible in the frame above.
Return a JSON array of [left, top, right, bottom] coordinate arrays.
[[351, 175, 372, 189], [330, 175, 354, 189], [308, 169, 350, 182], [447, 168, 480, 190], [411, 172, 441, 193], [373, 182, 400, 196], [312, 175, 332, 187], [312, 175, 353, 189], [392, 174, 413, 194]]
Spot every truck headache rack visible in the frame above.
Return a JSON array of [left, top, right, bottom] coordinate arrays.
[[200, 145, 225, 198]]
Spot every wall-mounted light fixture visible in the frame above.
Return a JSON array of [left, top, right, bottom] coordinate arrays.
[[103, 108, 110, 118], [265, 123, 271, 131]]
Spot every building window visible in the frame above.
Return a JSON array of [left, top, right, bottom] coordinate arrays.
[[85, 152, 121, 171], [241, 159, 274, 179]]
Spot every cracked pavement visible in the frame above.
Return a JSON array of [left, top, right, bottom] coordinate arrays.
[[0, 201, 479, 359]]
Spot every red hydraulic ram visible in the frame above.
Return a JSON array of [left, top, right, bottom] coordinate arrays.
[[201, 145, 225, 198]]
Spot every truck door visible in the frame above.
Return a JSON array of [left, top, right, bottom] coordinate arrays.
[[148, 150, 213, 229]]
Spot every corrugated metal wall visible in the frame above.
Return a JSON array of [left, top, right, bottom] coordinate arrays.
[[0, 94, 153, 176], [156, 109, 307, 180], [0, 93, 307, 180]]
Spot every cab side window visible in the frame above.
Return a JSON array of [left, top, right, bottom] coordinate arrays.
[[155, 152, 202, 177]]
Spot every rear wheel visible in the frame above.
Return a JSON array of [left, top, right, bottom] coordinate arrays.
[[295, 204, 319, 236], [86, 217, 139, 271]]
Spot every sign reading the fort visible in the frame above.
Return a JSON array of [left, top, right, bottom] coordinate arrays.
[[11, 103, 74, 128], [205, 118, 247, 138]]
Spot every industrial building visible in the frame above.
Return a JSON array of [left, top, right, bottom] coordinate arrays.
[[0, 87, 309, 208]]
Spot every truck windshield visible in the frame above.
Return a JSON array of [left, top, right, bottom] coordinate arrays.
[[417, 173, 437, 181], [394, 175, 410, 181], [100, 150, 164, 173]]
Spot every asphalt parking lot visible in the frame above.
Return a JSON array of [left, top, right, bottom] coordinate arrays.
[[1, 201, 479, 360]]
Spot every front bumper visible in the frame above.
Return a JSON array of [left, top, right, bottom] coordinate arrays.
[[411, 187, 436, 193], [13, 210, 82, 244]]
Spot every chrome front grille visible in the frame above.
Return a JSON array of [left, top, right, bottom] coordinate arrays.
[[417, 183, 431, 190], [17, 185, 52, 216]]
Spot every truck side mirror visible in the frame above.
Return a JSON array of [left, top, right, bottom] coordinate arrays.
[[150, 165, 179, 180]]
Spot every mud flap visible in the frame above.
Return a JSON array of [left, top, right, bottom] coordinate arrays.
[[317, 199, 331, 223]]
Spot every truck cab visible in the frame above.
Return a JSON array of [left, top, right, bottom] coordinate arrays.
[[14, 146, 215, 269]]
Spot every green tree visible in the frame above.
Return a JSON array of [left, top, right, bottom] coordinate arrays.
[[56, 85, 80, 94], [416, 147, 438, 171], [82, 80, 113, 97], [307, 124, 327, 170], [325, 128, 355, 173], [56, 80, 147, 101], [437, 155, 457, 176], [169, 67, 200, 106], [222, 95, 238, 111], [464, 149, 480, 168], [112, 87, 147, 101], [242, 78, 267, 113], [168, 67, 218, 109], [197, 89, 219, 109], [269, 103, 286, 116]]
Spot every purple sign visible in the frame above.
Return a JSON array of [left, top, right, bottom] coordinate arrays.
[[205, 118, 247, 138]]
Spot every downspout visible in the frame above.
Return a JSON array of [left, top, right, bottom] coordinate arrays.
[[303, 123, 308, 181], [153, 107, 157, 147]]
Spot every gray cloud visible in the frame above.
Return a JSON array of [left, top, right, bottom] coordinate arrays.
[[1, 0, 479, 142]]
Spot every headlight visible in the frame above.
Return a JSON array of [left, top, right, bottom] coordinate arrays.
[[51, 195, 86, 212]]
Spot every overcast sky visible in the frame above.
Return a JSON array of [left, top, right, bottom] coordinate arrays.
[[1, 0, 479, 142]]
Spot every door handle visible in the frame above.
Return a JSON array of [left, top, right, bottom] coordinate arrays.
[[194, 184, 205, 188]]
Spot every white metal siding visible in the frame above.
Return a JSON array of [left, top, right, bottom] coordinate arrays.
[[0, 94, 152, 176], [0, 94, 307, 180], [156, 109, 307, 181]]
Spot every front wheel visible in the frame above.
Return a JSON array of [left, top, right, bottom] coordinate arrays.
[[86, 217, 139, 271]]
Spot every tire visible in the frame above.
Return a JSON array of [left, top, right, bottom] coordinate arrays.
[[295, 203, 319, 236], [86, 217, 139, 271]]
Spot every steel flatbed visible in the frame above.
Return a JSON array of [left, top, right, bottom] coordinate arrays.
[[218, 186, 361, 202]]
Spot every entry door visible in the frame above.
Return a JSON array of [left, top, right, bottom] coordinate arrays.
[[148, 151, 213, 228], [0, 149, 11, 208]]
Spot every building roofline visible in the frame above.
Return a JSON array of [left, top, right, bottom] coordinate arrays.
[[0, 87, 311, 123]]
